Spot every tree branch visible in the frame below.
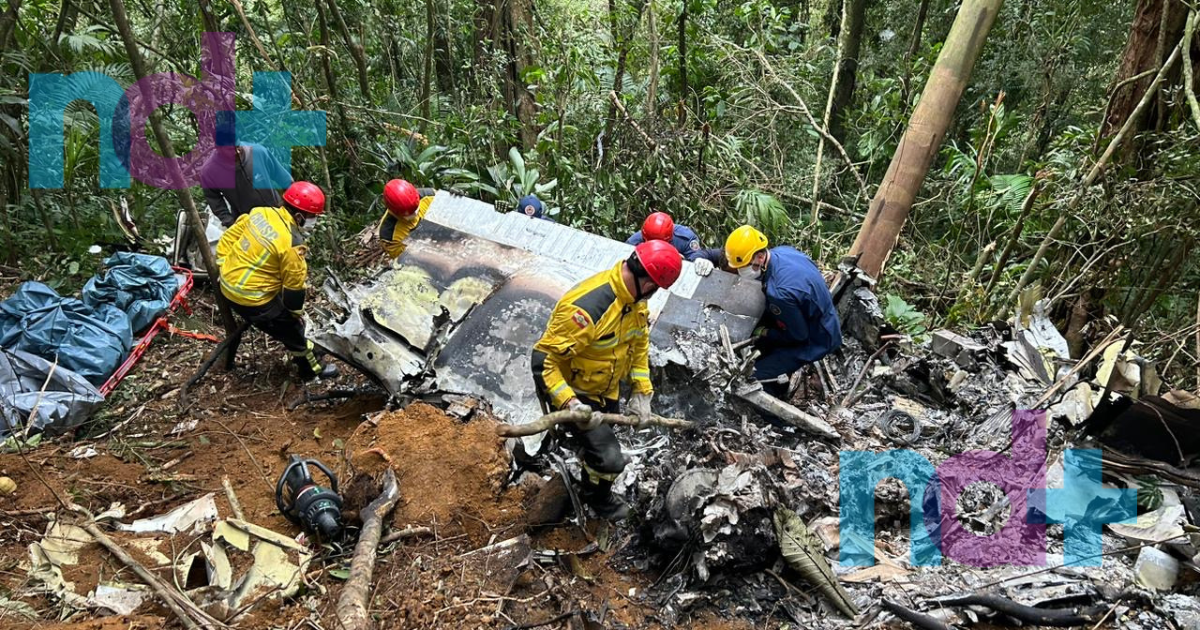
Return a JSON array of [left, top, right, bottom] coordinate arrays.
[[495, 411, 693, 438]]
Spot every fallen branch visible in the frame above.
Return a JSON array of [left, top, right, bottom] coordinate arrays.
[[336, 468, 400, 630], [74, 511, 226, 629], [881, 600, 956, 630], [494, 411, 693, 438], [380, 525, 433, 545], [934, 593, 1105, 627], [504, 610, 580, 630]]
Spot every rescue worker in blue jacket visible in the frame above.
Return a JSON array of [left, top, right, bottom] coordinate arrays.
[[627, 212, 720, 275], [512, 194, 556, 222], [721, 225, 842, 398]]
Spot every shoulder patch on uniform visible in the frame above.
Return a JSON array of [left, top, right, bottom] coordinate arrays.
[[690, 239, 700, 251], [572, 309, 589, 329], [769, 304, 782, 316], [573, 283, 617, 325]]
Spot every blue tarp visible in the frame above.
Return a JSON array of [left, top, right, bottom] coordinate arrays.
[[0, 253, 178, 387], [0, 348, 104, 436], [0, 282, 133, 386], [83, 252, 179, 333]]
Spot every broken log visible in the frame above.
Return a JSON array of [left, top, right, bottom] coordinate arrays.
[[934, 593, 1106, 627], [494, 411, 694, 438], [881, 600, 957, 630], [336, 468, 400, 630]]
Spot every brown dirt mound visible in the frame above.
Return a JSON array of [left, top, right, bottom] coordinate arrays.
[[348, 403, 524, 543]]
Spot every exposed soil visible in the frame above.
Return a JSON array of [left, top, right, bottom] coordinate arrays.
[[0, 300, 753, 629], [347, 402, 525, 544]]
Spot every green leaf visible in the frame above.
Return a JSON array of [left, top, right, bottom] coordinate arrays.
[[313, 427, 323, 440], [333, 438, 345, 450], [508, 147, 525, 177], [328, 568, 350, 580], [68, 261, 80, 276]]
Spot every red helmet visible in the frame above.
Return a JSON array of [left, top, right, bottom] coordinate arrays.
[[282, 181, 325, 215], [634, 240, 683, 289], [383, 179, 420, 217], [642, 212, 675, 242]]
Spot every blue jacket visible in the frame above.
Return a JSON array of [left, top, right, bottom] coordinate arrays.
[[627, 225, 707, 261], [759, 246, 842, 365]]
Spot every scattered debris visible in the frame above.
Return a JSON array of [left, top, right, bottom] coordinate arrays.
[[1134, 547, 1181, 591]]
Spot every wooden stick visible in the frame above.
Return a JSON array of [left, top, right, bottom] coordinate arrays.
[[494, 411, 693, 438], [76, 515, 225, 629], [222, 476, 246, 521], [380, 526, 433, 546], [336, 469, 400, 630]]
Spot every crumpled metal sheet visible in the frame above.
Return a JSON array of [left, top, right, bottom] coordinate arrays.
[[312, 192, 765, 450]]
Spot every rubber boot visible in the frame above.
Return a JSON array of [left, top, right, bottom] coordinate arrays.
[[578, 476, 630, 522], [292, 346, 339, 381]]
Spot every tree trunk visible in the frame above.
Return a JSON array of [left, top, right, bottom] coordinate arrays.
[[0, 0, 24, 51], [0, 188, 13, 265], [314, 0, 349, 133], [53, 0, 81, 51], [602, 0, 649, 157], [107, 0, 238, 335], [422, 0, 435, 123], [432, 0, 456, 94], [847, 0, 1004, 280], [677, 1, 688, 125], [324, 0, 371, 100], [827, 0, 867, 143], [809, 0, 843, 42], [507, 0, 538, 149], [646, 0, 659, 115], [1103, 0, 1188, 137], [900, 0, 931, 108]]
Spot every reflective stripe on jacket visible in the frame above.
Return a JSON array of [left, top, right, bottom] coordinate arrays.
[[533, 261, 653, 409], [378, 190, 435, 259], [216, 206, 308, 307]]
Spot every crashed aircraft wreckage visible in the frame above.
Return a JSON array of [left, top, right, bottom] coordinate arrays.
[[308, 192, 840, 445]]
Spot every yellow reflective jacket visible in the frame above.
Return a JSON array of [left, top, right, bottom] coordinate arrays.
[[532, 261, 653, 409], [216, 206, 308, 308], [378, 190, 435, 259]]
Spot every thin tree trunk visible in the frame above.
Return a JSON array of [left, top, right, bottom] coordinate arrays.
[[602, 0, 649, 159], [827, 0, 867, 143], [324, 0, 372, 100], [252, 0, 334, 204], [506, 0, 538, 149], [422, 0, 436, 123], [0, 189, 14, 265], [30, 190, 58, 249], [900, 0, 931, 108], [107, 0, 238, 335], [847, 0, 1004, 280], [646, 0, 659, 115], [985, 179, 1042, 295], [52, 0, 80, 50], [677, 1, 688, 126], [432, 0, 456, 94], [314, 0, 349, 133], [0, 0, 24, 51]]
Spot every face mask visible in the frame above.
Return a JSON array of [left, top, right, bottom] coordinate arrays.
[[738, 265, 762, 280], [295, 213, 320, 235]]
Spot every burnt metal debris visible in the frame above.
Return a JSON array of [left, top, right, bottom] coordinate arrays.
[[309, 193, 1200, 628]]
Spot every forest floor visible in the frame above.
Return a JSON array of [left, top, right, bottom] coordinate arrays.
[[0, 297, 764, 630]]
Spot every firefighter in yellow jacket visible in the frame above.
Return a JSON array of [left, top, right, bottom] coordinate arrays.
[[378, 179, 436, 259], [216, 181, 337, 380], [531, 240, 683, 520]]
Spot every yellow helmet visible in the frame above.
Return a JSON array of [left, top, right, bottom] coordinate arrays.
[[724, 225, 768, 269]]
